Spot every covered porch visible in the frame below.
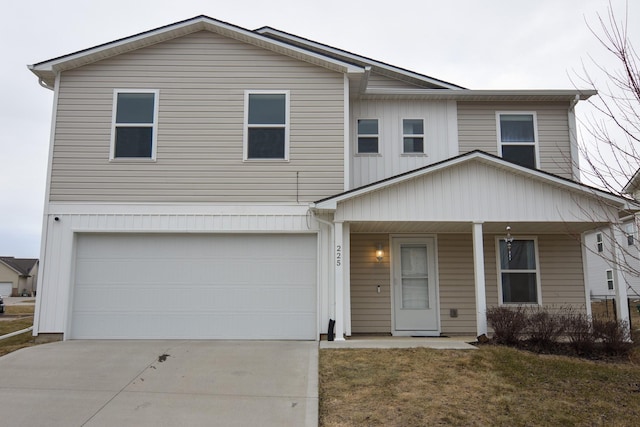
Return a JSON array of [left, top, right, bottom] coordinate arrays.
[[312, 152, 631, 340]]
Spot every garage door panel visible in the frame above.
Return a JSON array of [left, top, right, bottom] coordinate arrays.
[[71, 234, 317, 340]]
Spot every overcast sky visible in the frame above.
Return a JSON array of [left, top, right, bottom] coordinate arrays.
[[1, 0, 637, 258]]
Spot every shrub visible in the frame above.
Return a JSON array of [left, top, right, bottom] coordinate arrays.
[[592, 317, 633, 356], [564, 312, 596, 355], [486, 306, 527, 345], [526, 307, 566, 350]]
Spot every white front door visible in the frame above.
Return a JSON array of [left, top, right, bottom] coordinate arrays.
[[392, 237, 439, 336]]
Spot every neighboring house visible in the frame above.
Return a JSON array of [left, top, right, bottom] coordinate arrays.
[[28, 16, 632, 341], [0, 257, 39, 297], [584, 219, 640, 301]]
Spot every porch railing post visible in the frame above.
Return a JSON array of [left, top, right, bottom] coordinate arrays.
[[472, 222, 488, 337]]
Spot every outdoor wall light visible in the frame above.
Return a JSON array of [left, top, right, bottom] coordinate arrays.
[[376, 244, 384, 262]]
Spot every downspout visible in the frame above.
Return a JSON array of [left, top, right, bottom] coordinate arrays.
[[38, 78, 54, 91]]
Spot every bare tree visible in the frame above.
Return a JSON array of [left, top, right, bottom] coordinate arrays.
[[574, 1, 640, 299]]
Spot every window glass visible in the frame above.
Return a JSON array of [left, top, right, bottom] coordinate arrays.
[[113, 91, 156, 159], [116, 93, 155, 123], [606, 270, 614, 290], [499, 239, 538, 304], [248, 94, 286, 124], [357, 119, 379, 153], [501, 145, 536, 169], [402, 119, 424, 153], [596, 233, 603, 252], [114, 128, 153, 158], [500, 114, 534, 142], [246, 92, 288, 160]]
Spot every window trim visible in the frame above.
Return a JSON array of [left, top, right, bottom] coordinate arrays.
[[401, 117, 426, 155], [355, 118, 381, 155], [110, 89, 159, 162], [496, 111, 540, 169], [596, 232, 604, 253], [495, 236, 542, 305], [243, 90, 290, 162], [606, 269, 614, 290]]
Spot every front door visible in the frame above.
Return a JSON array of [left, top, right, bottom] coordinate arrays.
[[392, 237, 439, 335]]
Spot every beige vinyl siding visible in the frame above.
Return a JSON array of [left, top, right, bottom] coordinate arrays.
[[366, 72, 424, 90], [51, 31, 344, 203], [437, 234, 477, 335], [350, 234, 391, 334], [457, 102, 573, 178]]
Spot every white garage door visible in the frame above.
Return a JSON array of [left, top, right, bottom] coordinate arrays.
[[0, 282, 12, 297], [71, 233, 317, 340]]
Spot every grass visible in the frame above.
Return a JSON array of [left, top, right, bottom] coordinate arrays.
[[319, 346, 640, 426], [0, 303, 36, 357]]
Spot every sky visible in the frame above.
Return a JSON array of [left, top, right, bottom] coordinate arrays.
[[0, 0, 637, 258]]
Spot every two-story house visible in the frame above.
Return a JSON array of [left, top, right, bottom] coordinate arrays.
[[28, 16, 632, 341]]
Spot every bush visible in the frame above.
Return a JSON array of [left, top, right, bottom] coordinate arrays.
[[486, 306, 527, 345], [592, 317, 633, 356], [526, 307, 566, 350], [564, 312, 596, 355]]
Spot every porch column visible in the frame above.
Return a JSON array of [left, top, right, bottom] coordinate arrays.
[[343, 223, 352, 336], [334, 221, 345, 341], [610, 224, 631, 332], [472, 222, 488, 337]]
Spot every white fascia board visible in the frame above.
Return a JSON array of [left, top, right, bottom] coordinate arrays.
[[256, 27, 462, 90], [29, 16, 364, 85], [363, 88, 597, 101], [46, 202, 312, 216], [622, 168, 640, 194], [314, 152, 630, 209]]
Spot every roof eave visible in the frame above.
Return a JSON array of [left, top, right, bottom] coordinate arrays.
[[28, 16, 365, 88], [361, 88, 597, 101], [314, 151, 628, 209]]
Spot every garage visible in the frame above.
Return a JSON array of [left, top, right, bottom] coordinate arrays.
[[0, 282, 12, 297], [70, 233, 317, 339]]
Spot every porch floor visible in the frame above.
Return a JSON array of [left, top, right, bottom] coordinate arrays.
[[319, 336, 478, 350]]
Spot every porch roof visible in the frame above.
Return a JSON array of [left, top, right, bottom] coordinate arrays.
[[313, 151, 631, 233]]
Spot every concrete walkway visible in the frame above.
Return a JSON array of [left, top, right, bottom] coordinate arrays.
[[0, 340, 317, 427], [320, 336, 478, 349]]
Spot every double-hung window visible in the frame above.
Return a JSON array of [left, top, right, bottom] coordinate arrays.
[[625, 223, 635, 246], [497, 238, 541, 304], [402, 119, 425, 154], [356, 119, 379, 154], [244, 91, 289, 160], [111, 90, 158, 160], [497, 112, 538, 169], [596, 233, 604, 252], [606, 269, 614, 290]]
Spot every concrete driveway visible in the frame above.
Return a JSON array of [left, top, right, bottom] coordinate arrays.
[[0, 340, 318, 426]]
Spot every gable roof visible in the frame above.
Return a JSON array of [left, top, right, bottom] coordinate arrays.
[[623, 168, 640, 195], [255, 26, 464, 90], [29, 15, 596, 103], [28, 15, 366, 88], [313, 150, 632, 210], [0, 257, 38, 276]]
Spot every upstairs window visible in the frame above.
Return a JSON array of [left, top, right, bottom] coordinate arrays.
[[596, 233, 603, 253], [244, 91, 289, 160], [402, 119, 425, 154], [497, 112, 538, 169], [497, 238, 541, 304], [111, 90, 158, 160], [606, 269, 614, 290], [625, 223, 635, 246], [357, 119, 379, 154]]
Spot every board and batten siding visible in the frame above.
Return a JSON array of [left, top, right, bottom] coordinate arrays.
[[457, 101, 573, 179], [350, 99, 456, 188], [51, 30, 344, 203], [350, 234, 391, 334]]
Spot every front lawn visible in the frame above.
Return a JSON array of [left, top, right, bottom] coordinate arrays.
[[0, 304, 36, 357], [319, 346, 640, 426]]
